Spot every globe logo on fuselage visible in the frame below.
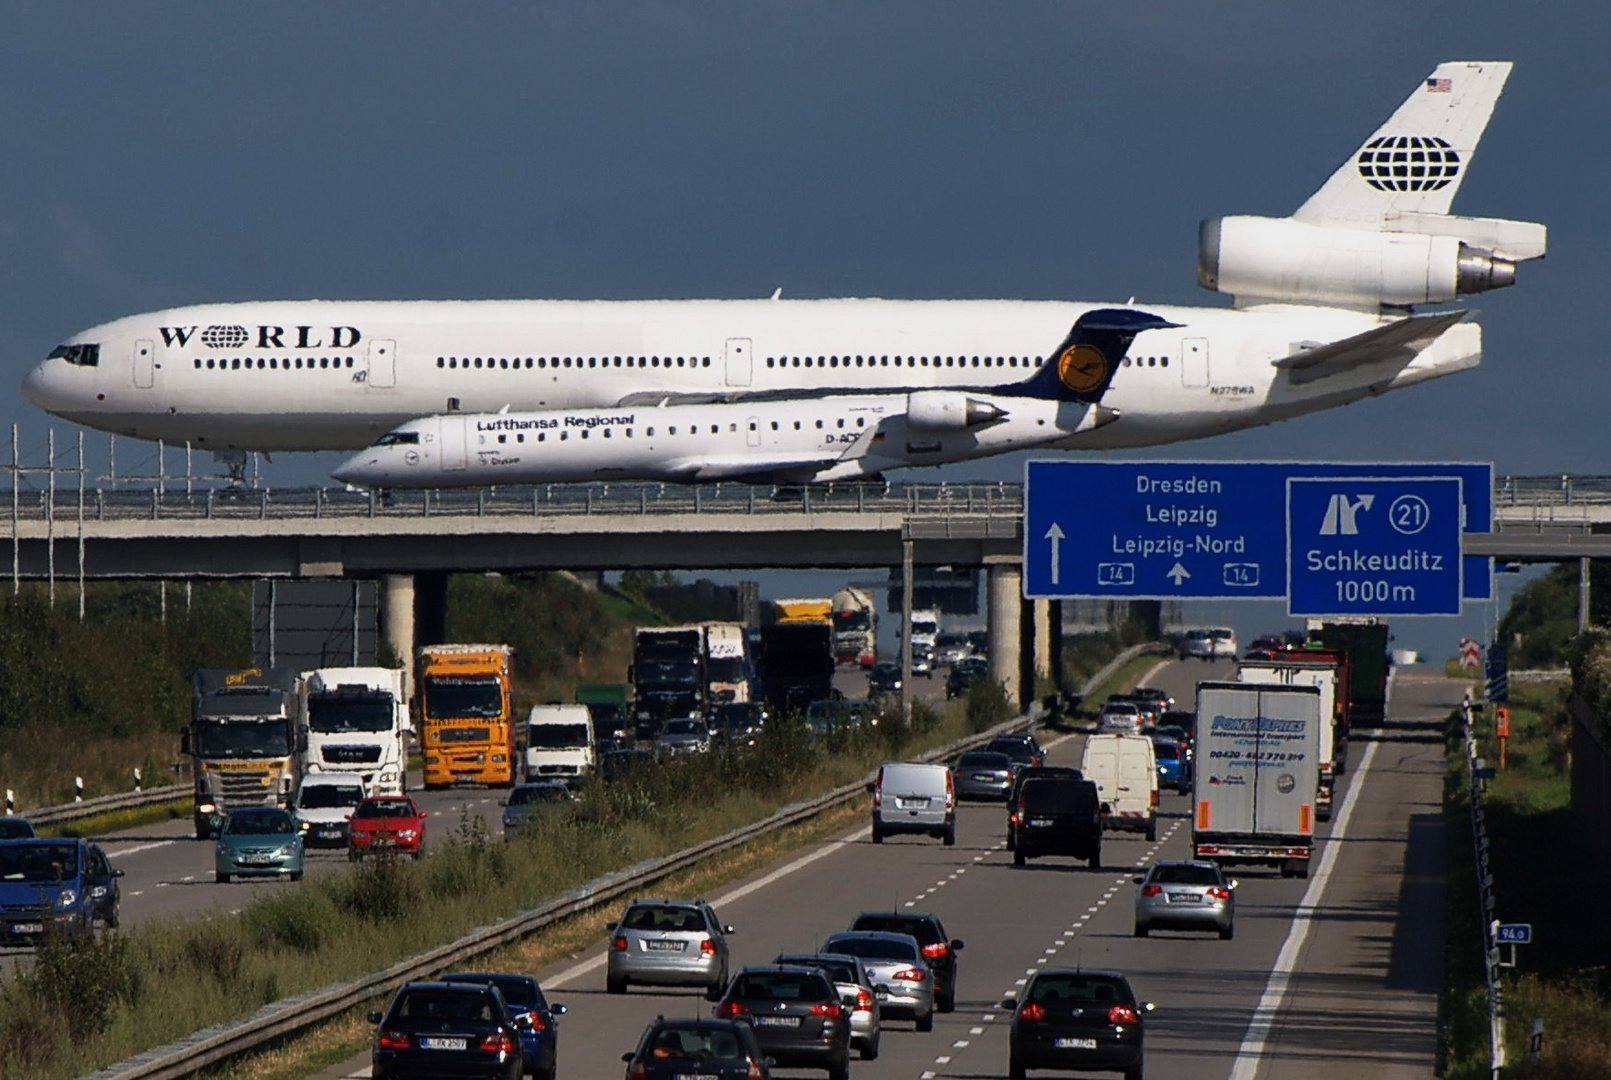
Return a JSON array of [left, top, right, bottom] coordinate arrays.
[[1057, 343, 1110, 395], [199, 325, 250, 349], [1356, 135, 1461, 192]]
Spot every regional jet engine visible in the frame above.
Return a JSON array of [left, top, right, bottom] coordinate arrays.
[[905, 391, 1007, 431]]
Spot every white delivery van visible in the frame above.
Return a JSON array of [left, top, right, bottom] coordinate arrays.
[[1080, 734, 1158, 840], [523, 704, 595, 786], [291, 773, 367, 848], [870, 761, 956, 845]]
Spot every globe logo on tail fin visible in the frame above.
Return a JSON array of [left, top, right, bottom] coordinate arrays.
[[1057, 343, 1111, 395]]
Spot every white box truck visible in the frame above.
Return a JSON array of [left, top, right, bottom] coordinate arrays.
[[1237, 657, 1343, 821], [524, 703, 595, 786], [301, 667, 411, 796], [1193, 681, 1321, 879]]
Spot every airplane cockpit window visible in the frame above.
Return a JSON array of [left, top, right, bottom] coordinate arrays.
[[48, 344, 99, 367], [374, 431, 421, 447]]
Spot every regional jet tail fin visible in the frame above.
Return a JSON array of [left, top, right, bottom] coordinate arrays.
[[995, 307, 1179, 405], [1294, 61, 1512, 227], [1272, 309, 1467, 385]]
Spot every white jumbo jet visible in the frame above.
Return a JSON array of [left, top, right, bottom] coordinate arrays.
[[331, 309, 1182, 487], [23, 62, 1544, 479]]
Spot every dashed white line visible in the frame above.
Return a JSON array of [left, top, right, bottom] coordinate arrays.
[[952, 1039, 970, 1048], [106, 840, 176, 860], [934, 1055, 952, 1064], [970, 1027, 985, 1035]]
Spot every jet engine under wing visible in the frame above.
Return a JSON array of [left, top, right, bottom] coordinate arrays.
[[1272, 310, 1468, 385]]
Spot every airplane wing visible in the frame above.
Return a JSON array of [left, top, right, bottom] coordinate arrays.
[[1271, 310, 1468, 385]]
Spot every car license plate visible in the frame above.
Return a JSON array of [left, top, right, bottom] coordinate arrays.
[[756, 1016, 800, 1027], [1029, 818, 1053, 827], [896, 797, 929, 809], [1167, 892, 1201, 903], [972, 773, 995, 782], [675, 1074, 721, 1080], [317, 828, 340, 838], [645, 939, 684, 951], [1054, 1037, 1097, 1049], [9, 922, 43, 934], [421, 1037, 467, 1050], [244, 856, 272, 866]]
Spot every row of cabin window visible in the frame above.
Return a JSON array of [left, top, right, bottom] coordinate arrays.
[[768, 355, 1045, 369], [1124, 356, 1169, 367], [488, 415, 870, 443], [192, 356, 355, 370], [437, 356, 714, 369]]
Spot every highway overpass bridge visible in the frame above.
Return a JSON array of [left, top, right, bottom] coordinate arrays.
[[5, 474, 1610, 705]]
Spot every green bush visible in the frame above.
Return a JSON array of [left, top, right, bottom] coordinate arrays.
[[964, 678, 1013, 733]]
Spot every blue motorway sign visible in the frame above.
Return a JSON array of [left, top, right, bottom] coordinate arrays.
[[1023, 460, 1492, 604], [1287, 476, 1463, 616], [1495, 923, 1533, 945]]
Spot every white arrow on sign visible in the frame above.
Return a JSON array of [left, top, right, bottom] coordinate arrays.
[[1044, 523, 1065, 586], [1167, 562, 1191, 586]]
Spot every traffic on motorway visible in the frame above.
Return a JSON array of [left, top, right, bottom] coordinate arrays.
[[2, 615, 1416, 1080]]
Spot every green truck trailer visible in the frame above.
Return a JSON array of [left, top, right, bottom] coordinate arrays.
[[1307, 619, 1390, 729]]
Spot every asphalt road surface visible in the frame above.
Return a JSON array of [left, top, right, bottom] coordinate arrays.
[[297, 659, 1457, 1080]]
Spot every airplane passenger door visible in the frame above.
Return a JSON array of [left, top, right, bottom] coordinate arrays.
[[435, 415, 467, 471], [367, 339, 396, 388], [725, 338, 752, 387], [133, 339, 154, 389], [1181, 338, 1209, 388]]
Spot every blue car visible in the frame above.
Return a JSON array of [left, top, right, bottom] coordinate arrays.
[[1151, 736, 1192, 793], [440, 972, 566, 1080], [0, 837, 123, 944]]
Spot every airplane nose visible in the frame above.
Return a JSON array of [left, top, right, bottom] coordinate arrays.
[[330, 456, 379, 487], [21, 362, 57, 410]]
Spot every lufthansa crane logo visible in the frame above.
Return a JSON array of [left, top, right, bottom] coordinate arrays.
[[1057, 343, 1111, 395]]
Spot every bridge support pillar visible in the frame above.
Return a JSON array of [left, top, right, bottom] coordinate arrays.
[[383, 574, 416, 698], [987, 559, 1022, 709], [1048, 600, 1064, 694], [1582, 557, 1593, 634], [1032, 598, 1053, 685]]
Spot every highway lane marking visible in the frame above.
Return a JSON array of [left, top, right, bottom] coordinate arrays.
[[952, 1039, 969, 1048], [970, 1026, 985, 1034], [1226, 735, 1384, 1080], [544, 822, 865, 989], [106, 840, 177, 860], [934, 1055, 952, 1064]]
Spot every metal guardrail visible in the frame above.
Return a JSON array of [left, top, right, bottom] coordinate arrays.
[[1460, 697, 1506, 1079], [4, 475, 1610, 524], [86, 639, 1167, 1080], [5, 480, 1025, 524], [12, 783, 185, 830]]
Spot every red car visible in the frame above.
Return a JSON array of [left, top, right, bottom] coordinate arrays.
[[347, 796, 428, 860]]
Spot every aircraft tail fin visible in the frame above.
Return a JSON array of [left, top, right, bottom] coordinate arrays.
[[1293, 61, 1511, 226], [996, 308, 1179, 405]]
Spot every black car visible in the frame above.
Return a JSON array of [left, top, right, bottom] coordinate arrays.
[[1158, 710, 1197, 742], [986, 732, 1045, 770], [1006, 968, 1150, 1080], [945, 656, 991, 699], [439, 972, 566, 1080], [716, 965, 851, 1080], [709, 702, 766, 746], [1013, 777, 1102, 868], [370, 980, 525, 1080], [847, 911, 964, 1013], [1005, 765, 1084, 850], [623, 1017, 771, 1080], [0, 817, 37, 839]]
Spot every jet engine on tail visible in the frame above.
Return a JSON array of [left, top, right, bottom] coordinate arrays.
[[1197, 61, 1545, 310]]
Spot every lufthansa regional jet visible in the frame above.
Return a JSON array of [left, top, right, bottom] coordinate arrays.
[[332, 309, 1180, 487], [23, 62, 1544, 479]]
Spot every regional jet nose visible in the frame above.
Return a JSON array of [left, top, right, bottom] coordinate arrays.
[[330, 456, 378, 487]]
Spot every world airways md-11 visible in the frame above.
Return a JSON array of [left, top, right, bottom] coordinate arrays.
[[331, 309, 1180, 487], [22, 62, 1544, 474]]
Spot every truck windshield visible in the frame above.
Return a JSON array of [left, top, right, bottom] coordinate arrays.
[[308, 697, 394, 733], [200, 688, 287, 718], [424, 676, 503, 718], [706, 657, 747, 682], [637, 662, 698, 687], [193, 720, 292, 758], [833, 611, 870, 632], [528, 723, 589, 748]]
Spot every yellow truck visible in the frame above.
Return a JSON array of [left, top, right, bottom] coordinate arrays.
[[417, 644, 517, 788], [774, 598, 833, 625]]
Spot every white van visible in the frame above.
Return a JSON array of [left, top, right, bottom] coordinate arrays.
[[524, 704, 595, 786], [1080, 734, 1158, 840], [291, 773, 367, 847], [870, 761, 956, 845]]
